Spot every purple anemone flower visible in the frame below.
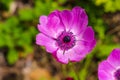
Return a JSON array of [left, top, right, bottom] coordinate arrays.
[[98, 48, 120, 80], [36, 6, 96, 64]]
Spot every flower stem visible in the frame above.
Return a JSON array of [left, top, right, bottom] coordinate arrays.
[[62, 64, 67, 78], [71, 63, 80, 80]]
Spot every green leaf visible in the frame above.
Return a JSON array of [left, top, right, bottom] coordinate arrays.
[[94, 19, 106, 39], [7, 49, 18, 64], [94, 0, 120, 12], [19, 8, 34, 21], [98, 44, 120, 58]]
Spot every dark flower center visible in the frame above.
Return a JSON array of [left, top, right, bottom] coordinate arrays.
[[57, 31, 76, 50], [63, 36, 71, 43], [114, 68, 120, 80]]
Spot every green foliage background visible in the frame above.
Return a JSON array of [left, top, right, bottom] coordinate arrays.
[[0, 0, 120, 79]]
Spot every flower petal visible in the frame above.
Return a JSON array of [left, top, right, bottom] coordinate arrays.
[[36, 33, 57, 53], [71, 6, 88, 35], [81, 26, 95, 42], [39, 15, 48, 25], [98, 70, 113, 80], [107, 49, 120, 68], [52, 44, 85, 64], [38, 11, 64, 38], [65, 41, 93, 62], [54, 49, 69, 64], [53, 39, 96, 64], [75, 39, 96, 55], [60, 10, 73, 31], [66, 48, 85, 62], [98, 61, 115, 76]]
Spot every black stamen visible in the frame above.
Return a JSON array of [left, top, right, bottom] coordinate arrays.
[[63, 36, 71, 43]]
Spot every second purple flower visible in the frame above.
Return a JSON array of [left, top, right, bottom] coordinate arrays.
[[36, 6, 96, 64], [98, 48, 120, 80]]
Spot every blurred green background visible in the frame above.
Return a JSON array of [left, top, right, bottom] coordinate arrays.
[[0, 0, 120, 80]]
